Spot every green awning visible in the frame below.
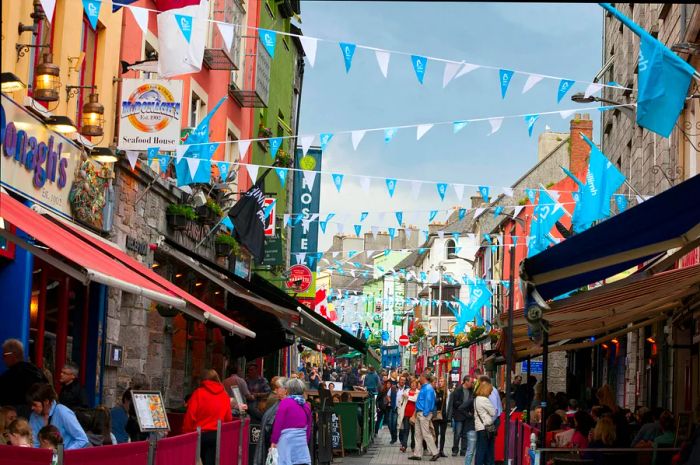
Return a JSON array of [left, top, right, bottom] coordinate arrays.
[[337, 350, 363, 359]]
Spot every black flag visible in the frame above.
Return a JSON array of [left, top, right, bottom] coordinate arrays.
[[228, 181, 267, 263]]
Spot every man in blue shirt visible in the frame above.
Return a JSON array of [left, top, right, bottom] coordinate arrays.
[[364, 366, 380, 395], [409, 372, 439, 461], [28, 383, 89, 449]]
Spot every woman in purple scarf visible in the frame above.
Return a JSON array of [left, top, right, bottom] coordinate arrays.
[[270, 378, 312, 465]]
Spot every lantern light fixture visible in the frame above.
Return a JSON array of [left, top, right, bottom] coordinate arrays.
[[33, 53, 61, 102], [89, 146, 118, 163], [46, 115, 77, 134], [80, 92, 104, 137]]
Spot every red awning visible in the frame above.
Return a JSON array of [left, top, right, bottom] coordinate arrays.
[[0, 193, 253, 337]]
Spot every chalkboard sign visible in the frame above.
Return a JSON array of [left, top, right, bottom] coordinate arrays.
[[675, 412, 691, 447], [331, 412, 344, 456]]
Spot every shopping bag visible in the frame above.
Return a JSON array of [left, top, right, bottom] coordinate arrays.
[[266, 447, 279, 465]]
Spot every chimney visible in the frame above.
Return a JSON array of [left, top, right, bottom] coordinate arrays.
[[569, 113, 593, 177], [471, 195, 486, 209]]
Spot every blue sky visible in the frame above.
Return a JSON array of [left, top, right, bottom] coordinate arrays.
[[296, 2, 604, 251]]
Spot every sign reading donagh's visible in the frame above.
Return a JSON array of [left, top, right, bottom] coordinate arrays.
[[119, 78, 183, 150]]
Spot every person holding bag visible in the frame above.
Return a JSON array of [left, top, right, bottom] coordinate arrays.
[[398, 379, 419, 452], [270, 378, 312, 465], [474, 380, 496, 465], [432, 376, 448, 457]]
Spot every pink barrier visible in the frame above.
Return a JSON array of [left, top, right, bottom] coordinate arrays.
[[219, 420, 242, 465], [63, 441, 149, 465], [155, 431, 199, 465], [240, 417, 250, 465], [0, 445, 53, 465]]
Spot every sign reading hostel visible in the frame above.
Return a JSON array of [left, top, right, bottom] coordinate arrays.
[[119, 78, 183, 150]]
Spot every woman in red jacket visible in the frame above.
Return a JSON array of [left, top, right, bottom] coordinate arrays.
[[183, 369, 233, 465]]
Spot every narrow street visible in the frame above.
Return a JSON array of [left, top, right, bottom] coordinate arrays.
[[340, 428, 468, 465]]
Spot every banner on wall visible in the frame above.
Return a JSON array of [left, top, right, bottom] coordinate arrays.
[[119, 78, 184, 150]]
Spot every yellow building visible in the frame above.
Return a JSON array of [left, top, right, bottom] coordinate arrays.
[[2, 0, 123, 144]]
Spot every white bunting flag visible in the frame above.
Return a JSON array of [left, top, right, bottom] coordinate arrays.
[[350, 270, 356, 278], [299, 36, 318, 67], [513, 205, 524, 218], [375, 50, 391, 78], [488, 117, 504, 135], [545, 125, 552, 131], [584, 82, 604, 99], [416, 124, 433, 140], [186, 157, 200, 178], [157, 2, 208, 77], [455, 62, 480, 79], [502, 187, 514, 197], [453, 183, 465, 201], [299, 135, 314, 156], [332, 251, 340, 259], [302, 170, 317, 190], [370, 226, 379, 238], [442, 61, 462, 88], [216, 22, 234, 51], [245, 164, 259, 182], [295, 253, 306, 265], [437, 231, 445, 239], [237, 140, 251, 162], [175, 145, 188, 163], [129, 6, 149, 35], [359, 176, 371, 193], [40, 0, 56, 22], [522, 74, 544, 94], [411, 181, 422, 200], [559, 109, 577, 119], [474, 207, 486, 218], [283, 214, 290, 226], [126, 151, 139, 170], [406, 228, 412, 240], [351, 130, 366, 150], [336, 223, 345, 234]]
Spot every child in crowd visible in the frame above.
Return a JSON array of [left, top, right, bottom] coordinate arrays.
[[7, 418, 33, 447], [39, 425, 63, 465]]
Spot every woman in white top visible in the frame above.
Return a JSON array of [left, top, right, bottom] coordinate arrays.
[[473, 380, 496, 465]]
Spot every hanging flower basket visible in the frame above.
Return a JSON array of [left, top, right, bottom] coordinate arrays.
[[166, 204, 196, 231], [197, 199, 223, 225], [215, 234, 239, 257]]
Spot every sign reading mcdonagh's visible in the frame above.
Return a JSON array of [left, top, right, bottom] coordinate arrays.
[[0, 94, 78, 216], [119, 78, 183, 150]]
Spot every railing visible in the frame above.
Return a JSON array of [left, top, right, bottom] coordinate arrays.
[[0, 418, 249, 465]]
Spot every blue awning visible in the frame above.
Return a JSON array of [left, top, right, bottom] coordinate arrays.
[[521, 175, 700, 301]]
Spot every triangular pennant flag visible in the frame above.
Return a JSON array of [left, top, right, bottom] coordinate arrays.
[[429, 210, 438, 222], [474, 207, 485, 217], [174, 14, 193, 43], [332, 173, 344, 192], [40, 0, 57, 22], [354, 224, 362, 237], [436, 183, 448, 201], [525, 114, 540, 137], [411, 55, 428, 84], [245, 164, 259, 182], [129, 6, 149, 35], [499, 69, 515, 98], [359, 176, 371, 193], [411, 181, 422, 200], [360, 211, 369, 222], [216, 22, 234, 51], [385, 178, 397, 197], [269, 137, 282, 159], [299, 135, 314, 156], [488, 117, 504, 135], [526, 188, 536, 204], [339, 42, 356, 73], [217, 161, 229, 181], [453, 121, 469, 134], [82, 1, 101, 29], [371, 225, 379, 238], [559, 109, 577, 119], [405, 228, 412, 240], [126, 150, 139, 170], [456, 62, 480, 79], [416, 124, 433, 141], [259, 29, 277, 58], [284, 214, 291, 227], [186, 157, 200, 178], [351, 130, 366, 150], [395, 211, 403, 225], [384, 128, 397, 143], [320, 133, 333, 151], [478, 185, 489, 202], [513, 205, 524, 218], [375, 50, 391, 78], [237, 140, 251, 162], [453, 183, 465, 201], [458, 208, 467, 220], [295, 253, 306, 265], [388, 228, 396, 240], [557, 79, 575, 103], [336, 223, 345, 234], [493, 206, 504, 217], [522, 74, 544, 94], [584, 82, 604, 99], [437, 231, 444, 239], [299, 36, 318, 67], [175, 145, 188, 163], [443, 61, 462, 88], [147, 147, 159, 166], [302, 170, 317, 190], [275, 168, 287, 187], [158, 155, 170, 173]]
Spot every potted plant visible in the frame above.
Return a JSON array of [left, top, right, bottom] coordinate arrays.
[[274, 148, 293, 168], [467, 325, 486, 341], [197, 199, 223, 225], [215, 234, 239, 257], [166, 203, 196, 230]]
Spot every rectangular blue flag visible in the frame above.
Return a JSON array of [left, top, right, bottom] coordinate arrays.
[[600, 3, 696, 138]]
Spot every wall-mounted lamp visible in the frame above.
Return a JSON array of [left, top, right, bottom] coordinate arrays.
[[89, 146, 118, 163], [46, 115, 77, 134], [1, 72, 26, 92], [18, 0, 46, 37], [67, 52, 85, 80], [33, 53, 61, 102], [80, 93, 105, 137]]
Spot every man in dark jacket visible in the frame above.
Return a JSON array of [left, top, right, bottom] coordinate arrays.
[[514, 375, 537, 412], [0, 338, 47, 418], [447, 376, 475, 457], [58, 362, 88, 410]]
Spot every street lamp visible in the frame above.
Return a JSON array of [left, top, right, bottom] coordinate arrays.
[[570, 92, 635, 120]]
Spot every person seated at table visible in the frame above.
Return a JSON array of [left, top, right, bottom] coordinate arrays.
[[652, 413, 676, 465], [0, 405, 18, 445], [584, 416, 616, 465], [7, 418, 34, 447], [86, 406, 116, 446], [39, 425, 63, 465], [545, 413, 566, 447], [28, 383, 89, 449]]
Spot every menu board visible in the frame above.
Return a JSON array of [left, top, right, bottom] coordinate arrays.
[[131, 390, 170, 432], [331, 412, 343, 455]]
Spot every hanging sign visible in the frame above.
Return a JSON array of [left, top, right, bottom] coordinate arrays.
[[119, 78, 183, 150], [410, 346, 418, 355], [263, 197, 276, 237], [286, 264, 313, 293]]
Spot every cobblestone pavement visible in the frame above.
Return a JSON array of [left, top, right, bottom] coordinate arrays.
[[336, 425, 470, 465]]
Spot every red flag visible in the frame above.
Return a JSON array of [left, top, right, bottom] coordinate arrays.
[[155, 0, 201, 11], [314, 288, 328, 318]]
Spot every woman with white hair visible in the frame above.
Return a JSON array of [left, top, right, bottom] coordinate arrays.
[[270, 378, 312, 465]]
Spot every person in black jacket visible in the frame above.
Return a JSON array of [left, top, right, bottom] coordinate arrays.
[[58, 362, 88, 411], [447, 376, 475, 457], [0, 339, 47, 419]]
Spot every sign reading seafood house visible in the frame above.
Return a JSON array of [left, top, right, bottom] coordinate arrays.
[[119, 78, 183, 150]]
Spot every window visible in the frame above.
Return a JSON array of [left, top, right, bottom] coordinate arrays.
[[76, 16, 98, 125], [190, 92, 205, 127], [445, 239, 456, 259], [225, 129, 238, 163], [432, 286, 459, 316]]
